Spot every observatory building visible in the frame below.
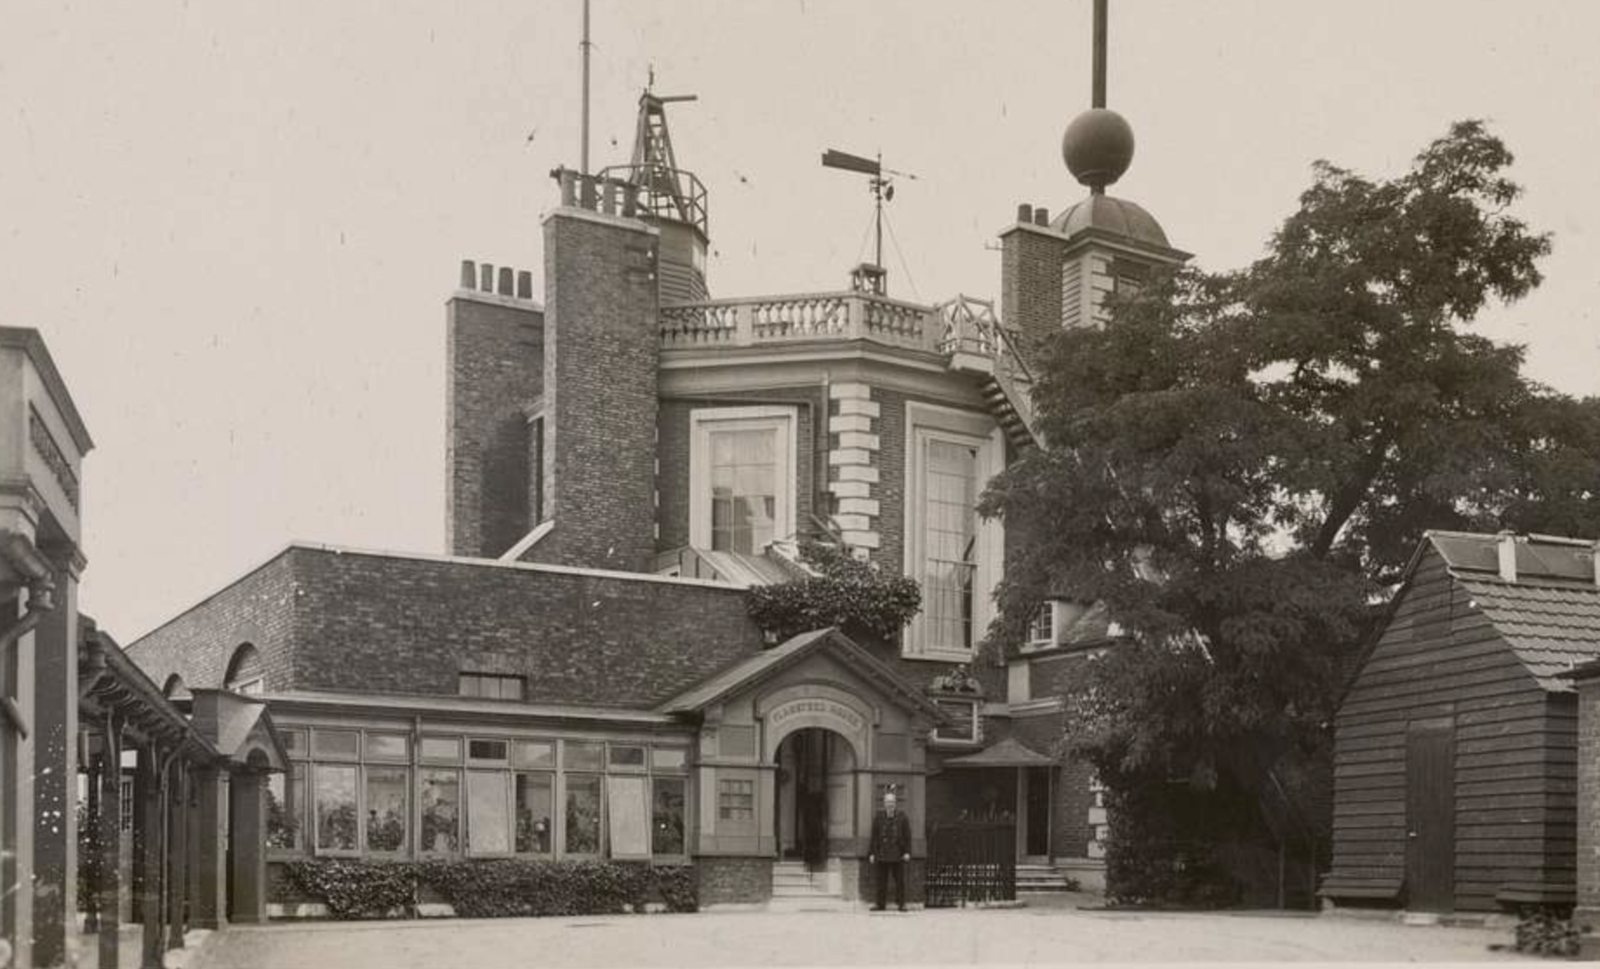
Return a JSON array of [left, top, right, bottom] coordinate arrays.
[[127, 50, 1190, 911]]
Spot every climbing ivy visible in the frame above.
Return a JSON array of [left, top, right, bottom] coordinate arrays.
[[746, 542, 920, 643]]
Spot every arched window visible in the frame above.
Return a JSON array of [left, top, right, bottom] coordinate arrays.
[[224, 643, 265, 695], [162, 674, 191, 700]]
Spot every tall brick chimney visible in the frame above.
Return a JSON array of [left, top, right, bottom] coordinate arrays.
[[445, 260, 543, 558], [523, 172, 661, 573]]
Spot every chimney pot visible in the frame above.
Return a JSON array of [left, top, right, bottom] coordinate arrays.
[[517, 270, 533, 299], [1017, 203, 1034, 224], [497, 267, 514, 296], [479, 263, 494, 292], [1497, 531, 1518, 583], [1034, 206, 1050, 226], [459, 260, 476, 289]]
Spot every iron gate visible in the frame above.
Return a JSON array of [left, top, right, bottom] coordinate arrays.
[[925, 820, 1016, 907]]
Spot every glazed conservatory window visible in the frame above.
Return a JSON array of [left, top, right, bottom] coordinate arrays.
[[419, 769, 461, 853], [267, 764, 305, 850], [515, 773, 554, 854], [365, 767, 409, 853], [689, 407, 796, 554], [718, 779, 754, 821], [467, 771, 512, 855], [565, 774, 603, 854], [902, 403, 1003, 660], [314, 765, 359, 852], [652, 777, 687, 855]]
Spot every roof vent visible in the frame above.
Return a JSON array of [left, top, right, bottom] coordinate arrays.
[[1497, 531, 1518, 583]]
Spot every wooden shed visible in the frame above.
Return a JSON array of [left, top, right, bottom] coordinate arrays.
[[1321, 530, 1600, 913]]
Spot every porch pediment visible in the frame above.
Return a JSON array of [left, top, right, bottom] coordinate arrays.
[[187, 688, 290, 772], [658, 626, 946, 724]]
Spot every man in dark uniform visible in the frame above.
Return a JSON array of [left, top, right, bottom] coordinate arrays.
[[868, 791, 912, 911]]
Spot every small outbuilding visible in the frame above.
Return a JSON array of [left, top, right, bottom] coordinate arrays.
[[1321, 530, 1600, 914]]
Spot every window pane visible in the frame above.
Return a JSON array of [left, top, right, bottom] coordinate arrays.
[[366, 733, 410, 761], [565, 774, 603, 854], [468, 739, 508, 762], [708, 427, 778, 554], [420, 736, 461, 763], [314, 765, 358, 851], [608, 745, 646, 770], [467, 771, 511, 854], [652, 777, 686, 855], [936, 700, 977, 742], [564, 741, 603, 771], [718, 779, 754, 821], [267, 763, 304, 850], [922, 437, 979, 651], [606, 775, 650, 857], [365, 767, 409, 852], [515, 773, 554, 854], [311, 730, 359, 760], [511, 740, 554, 770], [651, 748, 687, 771], [419, 769, 460, 853]]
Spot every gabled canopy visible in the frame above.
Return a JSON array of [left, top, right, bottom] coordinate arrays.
[[941, 736, 1054, 768], [658, 627, 946, 722]]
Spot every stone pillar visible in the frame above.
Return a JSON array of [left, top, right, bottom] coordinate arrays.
[[96, 720, 122, 969], [1, 592, 29, 969], [166, 766, 189, 951], [29, 566, 76, 969], [137, 750, 165, 969], [228, 771, 267, 924], [191, 769, 229, 930]]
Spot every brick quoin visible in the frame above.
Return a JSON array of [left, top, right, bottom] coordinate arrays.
[[445, 295, 544, 558]]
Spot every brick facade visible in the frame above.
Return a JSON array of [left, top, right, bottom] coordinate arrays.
[[130, 546, 764, 708], [445, 292, 543, 558], [1000, 223, 1068, 356], [123, 552, 298, 695], [696, 856, 773, 906], [656, 387, 825, 554], [531, 210, 660, 573]]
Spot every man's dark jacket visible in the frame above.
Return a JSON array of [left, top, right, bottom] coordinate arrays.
[[869, 809, 912, 859]]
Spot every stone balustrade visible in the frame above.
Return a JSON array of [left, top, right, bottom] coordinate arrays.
[[659, 292, 944, 353]]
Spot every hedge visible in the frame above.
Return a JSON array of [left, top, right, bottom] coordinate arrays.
[[280, 858, 697, 920]]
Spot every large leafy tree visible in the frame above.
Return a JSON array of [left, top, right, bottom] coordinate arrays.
[[981, 121, 1599, 804]]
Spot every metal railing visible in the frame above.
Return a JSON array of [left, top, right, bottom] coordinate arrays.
[[925, 820, 1017, 907]]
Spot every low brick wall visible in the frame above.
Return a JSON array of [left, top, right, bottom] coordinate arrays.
[[697, 856, 773, 906]]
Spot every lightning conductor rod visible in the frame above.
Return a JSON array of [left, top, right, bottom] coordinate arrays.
[[582, 0, 595, 177], [1092, 0, 1107, 109], [875, 153, 884, 270]]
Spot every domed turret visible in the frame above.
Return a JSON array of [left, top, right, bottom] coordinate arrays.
[[1062, 108, 1134, 193]]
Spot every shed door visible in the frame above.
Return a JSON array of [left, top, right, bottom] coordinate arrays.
[[1405, 720, 1455, 912]]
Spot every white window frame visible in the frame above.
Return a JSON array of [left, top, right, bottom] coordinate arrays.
[[931, 698, 982, 745], [688, 406, 798, 554], [902, 402, 1004, 661]]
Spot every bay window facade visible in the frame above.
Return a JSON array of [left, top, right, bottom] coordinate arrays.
[[267, 721, 690, 865]]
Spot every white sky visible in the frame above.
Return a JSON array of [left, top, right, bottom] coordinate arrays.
[[3, 0, 1598, 640]]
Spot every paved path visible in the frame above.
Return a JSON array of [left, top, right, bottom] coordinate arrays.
[[197, 907, 1528, 967]]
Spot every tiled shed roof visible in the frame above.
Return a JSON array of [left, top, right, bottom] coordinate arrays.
[[1424, 531, 1600, 693]]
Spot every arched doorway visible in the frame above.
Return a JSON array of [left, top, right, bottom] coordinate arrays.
[[775, 727, 857, 868]]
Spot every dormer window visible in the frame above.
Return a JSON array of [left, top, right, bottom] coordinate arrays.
[[689, 406, 797, 555], [1026, 603, 1055, 649]]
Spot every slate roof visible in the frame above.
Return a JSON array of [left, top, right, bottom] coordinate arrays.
[[1424, 530, 1600, 693], [942, 736, 1054, 768]]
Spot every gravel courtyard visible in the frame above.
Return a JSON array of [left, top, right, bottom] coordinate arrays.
[[195, 907, 1529, 967]]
